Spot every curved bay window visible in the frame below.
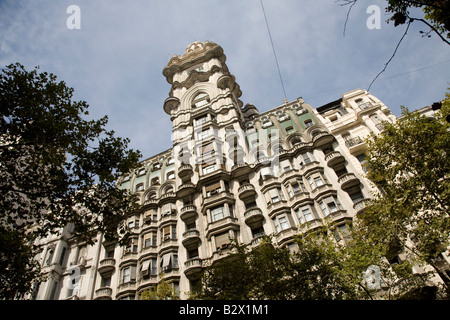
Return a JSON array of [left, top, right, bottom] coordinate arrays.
[[272, 213, 290, 233], [264, 187, 285, 207], [319, 195, 343, 217], [295, 205, 315, 224]]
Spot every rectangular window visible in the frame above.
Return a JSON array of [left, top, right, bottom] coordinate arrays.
[[211, 206, 225, 222], [151, 258, 157, 275], [307, 176, 316, 190], [194, 115, 208, 126], [302, 152, 311, 164], [202, 163, 216, 175], [273, 214, 290, 233], [319, 196, 342, 216], [122, 267, 131, 283], [296, 206, 313, 224], [314, 176, 324, 187], [265, 187, 285, 206], [206, 182, 222, 197], [215, 232, 231, 249]]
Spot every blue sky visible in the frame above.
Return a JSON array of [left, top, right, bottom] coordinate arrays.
[[1, 0, 449, 159]]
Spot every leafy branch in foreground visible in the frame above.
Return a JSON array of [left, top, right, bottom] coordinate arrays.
[[0, 63, 142, 299]]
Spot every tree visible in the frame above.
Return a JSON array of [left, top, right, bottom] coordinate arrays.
[[194, 235, 361, 300], [359, 91, 450, 297], [339, 0, 450, 43], [141, 275, 179, 300], [386, 0, 450, 43], [0, 63, 141, 299]]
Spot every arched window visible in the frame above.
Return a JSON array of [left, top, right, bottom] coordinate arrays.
[[164, 185, 174, 194], [166, 171, 175, 180], [192, 92, 210, 108]]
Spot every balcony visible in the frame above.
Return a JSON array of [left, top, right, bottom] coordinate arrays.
[[182, 229, 201, 248], [238, 184, 257, 200], [298, 219, 324, 234], [160, 211, 177, 225], [180, 204, 198, 222], [325, 151, 345, 167], [178, 164, 193, 179], [244, 208, 265, 226], [205, 216, 239, 239], [98, 258, 116, 275], [184, 258, 203, 280], [159, 238, 178, 253], [231, 163, 251, 178], [338, 173, 360, 190], [201, 191, 234, 212], [94, 287, 112, 300], [267, 200, 290, 218], [159, 192, 177, 205], [177, 182, 196, 198], [310, 183, 335, 199], [326, 209, 350, 223], [312, 131, 334, 148], [353, 198, 371, 215], [275, 227, 296, 246], [344, 136, 365, 154], [375, 123, 385, 132], [290, 191, 311, 207]]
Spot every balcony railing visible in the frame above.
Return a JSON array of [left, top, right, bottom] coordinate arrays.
[[353, 198, 371, 214], [344, 136, 364, 148], [94, 287, 112, 300], [180, 204, 197, 222], [324, 151, 345, 167], [338, 172, 360, 190], [243, 208, 264, 226], [178, 164, 193, 179], [98, 258, 116, 274], [238, 184, 257, 200], [182, 229, 201, 248]]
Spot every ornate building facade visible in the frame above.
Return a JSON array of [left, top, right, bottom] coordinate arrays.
[[31, 41, 402, 300]]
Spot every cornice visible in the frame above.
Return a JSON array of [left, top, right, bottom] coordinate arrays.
[[163, 41, 226, 84]]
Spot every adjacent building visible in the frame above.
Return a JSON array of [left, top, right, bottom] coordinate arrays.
[[30, 41, 414, 300]]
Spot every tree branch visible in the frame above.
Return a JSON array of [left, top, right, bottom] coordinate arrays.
[[411, 17, 450, 45], [336, 0, 358, 37], [368, 20, 411, 91]]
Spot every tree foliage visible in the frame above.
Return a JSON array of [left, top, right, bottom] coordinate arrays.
[[193, 92, 450, 300], [360, 92, 450, 296], [194, 235, 362, 300], [0, 63, 141, 298], [386, 0, 450, 42], [141, 275, 179, 300], [339, 0, 450, 43]]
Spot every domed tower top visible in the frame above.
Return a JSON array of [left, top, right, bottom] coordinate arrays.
[[162, 41, 227, 85], [162, 41, 243, 115]]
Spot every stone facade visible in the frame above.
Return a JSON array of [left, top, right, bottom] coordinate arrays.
[[30, 41, 416, 300]]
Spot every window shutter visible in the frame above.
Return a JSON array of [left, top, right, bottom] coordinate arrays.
[[215, 232, 230, 248], [206, 182, 221, 192], [130, 265, 137, 281], [141, 260, 150, 272]]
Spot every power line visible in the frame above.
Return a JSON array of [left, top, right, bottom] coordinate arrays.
[[260, 0, 288, 103], [303, 58, 450, 101]]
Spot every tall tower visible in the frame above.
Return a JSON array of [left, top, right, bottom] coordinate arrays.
[[162, 41, 248, 168], [161, 41, 255, 292]]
